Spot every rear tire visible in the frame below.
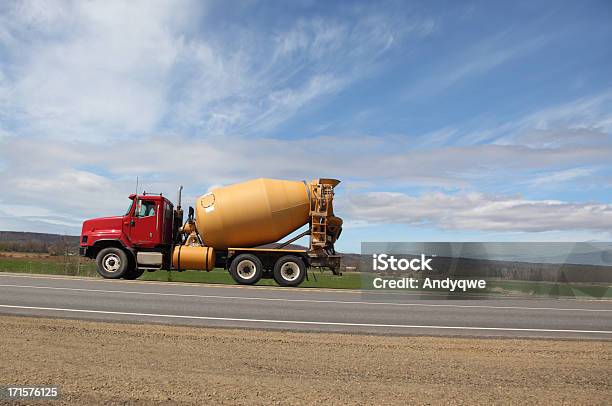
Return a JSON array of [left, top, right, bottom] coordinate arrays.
[[96, 247, 129, 279], [229, 254, 263, 285], [273, 255, 306, 287]]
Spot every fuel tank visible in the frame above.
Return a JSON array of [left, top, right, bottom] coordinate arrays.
[[172, 245, 215, 271], [195, 178, 310, 249]]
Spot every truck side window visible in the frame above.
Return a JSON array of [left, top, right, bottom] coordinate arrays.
[[136, 201, 156, 217]]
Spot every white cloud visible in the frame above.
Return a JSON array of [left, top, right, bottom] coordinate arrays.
[[431, 90, 612, 156], [527, 168, 594, 187], [0, 0, 193, 139], [523, 92, 612, 134], [0, 121, 609, 237], [487, 91, 612, 148], [3, 129, 608, 191], [343, 191, 612, 234], [170, 10, 434, 136], [1, 1, 425, 140]]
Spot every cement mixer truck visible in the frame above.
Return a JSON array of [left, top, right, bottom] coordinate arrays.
[[79, 178, 343, 287]]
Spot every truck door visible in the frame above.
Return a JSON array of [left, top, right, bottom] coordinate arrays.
[[129, 199, 159, 246]]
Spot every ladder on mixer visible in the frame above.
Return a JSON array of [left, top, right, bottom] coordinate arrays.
[[309, 183, 333, 250]]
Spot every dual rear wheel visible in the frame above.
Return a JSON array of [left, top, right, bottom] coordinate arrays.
[[229, 254, 306, 287]]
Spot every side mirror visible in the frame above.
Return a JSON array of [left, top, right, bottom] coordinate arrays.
[[188, 206, 194, 220]]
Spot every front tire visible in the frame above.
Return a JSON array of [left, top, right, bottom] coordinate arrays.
[[229, 254, 263, 285], [273, 255, 306, 287], [96, 247, 130, 279]]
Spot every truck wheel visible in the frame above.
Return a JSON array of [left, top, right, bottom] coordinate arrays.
[[273, 255, 306, 287], [96, 247, 129, 279], [229, 254, 263, 285]]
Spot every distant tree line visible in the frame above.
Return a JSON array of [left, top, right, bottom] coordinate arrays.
[[0, 232, 79, 255], [0, 240, 49, 253]]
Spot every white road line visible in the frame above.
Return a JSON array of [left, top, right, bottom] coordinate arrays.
[[0, 272, 363, 294], [1, 272, 610, 302], [0, 283, 610, 313], [0, 304, 610, 335]]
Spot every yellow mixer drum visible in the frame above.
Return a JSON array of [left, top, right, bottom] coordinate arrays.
[[195, 178, 310, 249]]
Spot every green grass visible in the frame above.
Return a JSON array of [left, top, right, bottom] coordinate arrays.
[[0, 255, 609, 298], [140, 267, 363, 288], [0, 255, 361, 289], [0, 256, 97, 277], [487, 279, 611, 298]]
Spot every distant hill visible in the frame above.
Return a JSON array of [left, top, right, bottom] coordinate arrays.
[[0, 231, 79, 254]]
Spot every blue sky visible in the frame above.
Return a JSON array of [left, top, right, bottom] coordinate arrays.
[[0, 0, 611, 252]]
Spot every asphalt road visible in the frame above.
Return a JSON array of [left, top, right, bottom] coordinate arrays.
[[0, 272, 610, 339]]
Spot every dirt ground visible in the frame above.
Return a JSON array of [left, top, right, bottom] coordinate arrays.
[[0, 316, 610, 405]]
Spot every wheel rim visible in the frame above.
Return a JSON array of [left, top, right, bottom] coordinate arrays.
[[102, 253, 121, 273], [237, 259, 257, 280], [280, 262, 300, 282]]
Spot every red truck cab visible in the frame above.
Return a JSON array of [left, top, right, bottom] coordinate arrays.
[[80, 193, 176, 279]]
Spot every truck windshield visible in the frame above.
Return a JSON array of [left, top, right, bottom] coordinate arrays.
[[125, 200, 134, 215]]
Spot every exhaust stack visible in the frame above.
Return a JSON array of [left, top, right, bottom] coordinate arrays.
[[177, 185, 183, 210]]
